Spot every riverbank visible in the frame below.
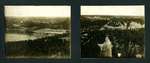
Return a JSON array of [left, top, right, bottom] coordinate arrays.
[[6, 34, 70, 59]]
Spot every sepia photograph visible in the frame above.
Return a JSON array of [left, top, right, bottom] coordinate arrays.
[[80, 6, 144, 58], [5, 6, 71, 59]]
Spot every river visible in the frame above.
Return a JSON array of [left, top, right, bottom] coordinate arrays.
[[6, 33, 37, 42]]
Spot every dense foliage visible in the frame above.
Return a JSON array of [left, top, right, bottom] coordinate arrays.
[[6, 34, 70, 58], [80, 15, 144, 58]]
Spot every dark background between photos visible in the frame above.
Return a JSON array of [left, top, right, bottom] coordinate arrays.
[[0, 0, 149, 63]]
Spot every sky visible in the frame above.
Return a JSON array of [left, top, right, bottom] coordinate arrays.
[[5, 6, 70, 17], [81, 6, 144, 16]]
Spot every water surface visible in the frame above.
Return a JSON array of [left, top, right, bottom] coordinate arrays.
[[6, 33, 37, 42]]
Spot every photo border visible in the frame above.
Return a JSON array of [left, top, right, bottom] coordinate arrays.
[[0, 0, 80, 63], [80, 0, 149, 63], [0, 0, 149, 63]]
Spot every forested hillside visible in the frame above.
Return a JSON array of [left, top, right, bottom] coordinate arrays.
[[80, 15, 144, 58]]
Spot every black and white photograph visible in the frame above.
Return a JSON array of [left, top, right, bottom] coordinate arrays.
[[80, 6, 144, 58], [5, 6, 71, 59]]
